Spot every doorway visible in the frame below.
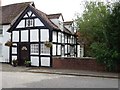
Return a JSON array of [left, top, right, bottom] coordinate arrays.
[[19, 43, 29, 66]]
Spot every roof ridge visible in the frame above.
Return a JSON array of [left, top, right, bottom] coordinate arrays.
[[47, 13, 62, 16], [1, 1, 33, 7]]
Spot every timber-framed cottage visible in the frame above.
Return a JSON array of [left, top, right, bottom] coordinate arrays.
[[0, 2, 84, 67]]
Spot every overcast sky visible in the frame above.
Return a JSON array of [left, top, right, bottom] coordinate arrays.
[[1, 0, 111, 21]]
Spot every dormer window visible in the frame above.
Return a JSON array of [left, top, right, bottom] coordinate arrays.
[[26, 19, 34, 27]]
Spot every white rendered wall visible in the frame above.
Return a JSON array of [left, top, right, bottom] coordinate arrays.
[[57, 45, 61, 55], [62, 33, 64, 43], [31, 56, 39, 66], [77, 45, 84, 57], [0, 25, 11, 62], [12, 47, 17, 54], [41, 57, 50, 66], [16, 20, 25, 28], [65, 45, 67, 54], [80, 45, 84, 57], [52, 44, 56, 55], [58, 32, 61, 43], [21, 30, 28, 42], [30, 29, 39, 42], [77, 45, 80, 57], [41, 29, 49, 42], [34, 18, 44, 26], [52, 31, 57, 42], [12, 31, 19, 42]]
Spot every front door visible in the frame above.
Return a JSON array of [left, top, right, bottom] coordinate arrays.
[[19, 43, 29, 66]]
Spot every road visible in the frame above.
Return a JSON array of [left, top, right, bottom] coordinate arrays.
[[2, 71, 118, 88]]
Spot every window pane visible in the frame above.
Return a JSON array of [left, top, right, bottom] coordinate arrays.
[[30, 44, 39, 54], [41, 44, 50, 55], [26, 19, 33, 27]]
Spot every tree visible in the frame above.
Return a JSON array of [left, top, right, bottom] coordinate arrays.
[[76, 1, 120, 71], [76, 1, 110, 56]]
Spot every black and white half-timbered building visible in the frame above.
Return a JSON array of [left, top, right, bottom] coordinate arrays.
[[0, 2, 84, 67]]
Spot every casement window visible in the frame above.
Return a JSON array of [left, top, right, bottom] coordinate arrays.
[[41, 44, 50, 54], [31, 44, 39, 54], [26, 19, 34, 27]]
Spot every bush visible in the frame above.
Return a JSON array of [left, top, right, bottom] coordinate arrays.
[[24, 60, 31, 67], [90, 42, 119, 71]]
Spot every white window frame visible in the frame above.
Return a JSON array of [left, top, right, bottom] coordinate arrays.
[[41, 44, 50, 55], [26, 19, 34, 27], [30, 44, 39, 55]]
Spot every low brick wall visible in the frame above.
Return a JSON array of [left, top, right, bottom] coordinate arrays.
[[52, 57, 106, 72]]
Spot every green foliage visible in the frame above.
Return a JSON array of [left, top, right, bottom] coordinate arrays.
[[90, 43, 119, 71], [76, 1, 110, 56], [76, 1, 120, 71]]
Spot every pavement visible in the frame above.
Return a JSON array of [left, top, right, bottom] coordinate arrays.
[[1, 63, 119, 79]]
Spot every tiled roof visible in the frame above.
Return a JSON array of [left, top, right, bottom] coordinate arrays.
[[1, 2, 32, 25], [47, 13, 64, 21], [30, 6, 59, 30], [47, 13, 62, 19], [64, 21, 73, 25], [63, 26, 72, 35], [1, 2, 60, 30]]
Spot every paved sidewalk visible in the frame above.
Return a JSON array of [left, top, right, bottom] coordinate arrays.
[[27, 67, 119, 79], [1, 63, 119, 79]]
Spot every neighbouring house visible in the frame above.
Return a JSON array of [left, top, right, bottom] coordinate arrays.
[[0, 2, 84, 67]]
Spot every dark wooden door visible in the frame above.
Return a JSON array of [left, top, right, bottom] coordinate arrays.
[[19, 43, 29, 66]]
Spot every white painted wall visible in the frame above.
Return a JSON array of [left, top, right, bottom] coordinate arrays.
[[61, 46, 64, 57], [30, 29, 39, 42], [41, 57, 50, 66], [65, 45, 67, 54], [21, 30, 28, 42], [58, 32, 61, 43], [52, 44, 56, 55], [52, 31, 57, 42], [41, 29, 49, 42], [65, 35, 67, 43], [12, 47, 17, 54], [12, 31, 19, 42], [57, 45, 61, 55], [0, 25, 11, 62], [16, 20, 25, 28], [34, 18, 44, 26], [62, 33, 64, 43], [77, 45, 84, 57], [31, 56, 39, 66]]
